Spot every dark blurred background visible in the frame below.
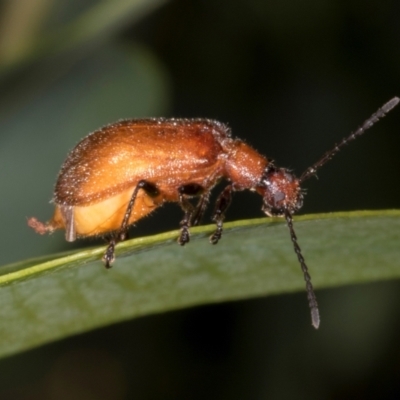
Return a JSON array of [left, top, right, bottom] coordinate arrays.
[[0, 0, 400, 398]]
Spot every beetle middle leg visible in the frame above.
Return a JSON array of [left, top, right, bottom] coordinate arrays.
[[191, 191, 210, 227], [210, 184, 233, 244], [103, 180, 159, 268], [177, 183, 208, 245]]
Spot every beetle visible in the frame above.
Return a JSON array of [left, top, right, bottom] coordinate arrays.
[[28, 97, 399, 328]]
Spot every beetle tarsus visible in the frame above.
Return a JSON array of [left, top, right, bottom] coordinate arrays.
[[178, 226, 190, 245], [209, 185, 233, 245], [209, 221, 223, 244], [178, 193, 196, 245], [103, 239, 116, 269], [178, 214, 191, 244]]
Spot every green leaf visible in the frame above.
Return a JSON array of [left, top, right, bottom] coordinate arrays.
[[0, 210, 399, 358]]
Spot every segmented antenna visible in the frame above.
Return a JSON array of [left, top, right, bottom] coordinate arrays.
[[300, 97, 400, 183], [284, 210, 320, 329]]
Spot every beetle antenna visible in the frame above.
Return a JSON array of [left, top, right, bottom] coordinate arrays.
[[300, 97, 400, 183], [284, 210, 320, 329]]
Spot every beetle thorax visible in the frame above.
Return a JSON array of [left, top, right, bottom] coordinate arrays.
[[258, 166, 303, 217]]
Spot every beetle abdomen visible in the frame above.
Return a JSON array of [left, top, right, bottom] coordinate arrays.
[[51, 187, 163, 239]]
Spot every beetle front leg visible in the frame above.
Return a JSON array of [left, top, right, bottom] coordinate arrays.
[[210, 185, 233, 245], [103, 180, 159, 268]]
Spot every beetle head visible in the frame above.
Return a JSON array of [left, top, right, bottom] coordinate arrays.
[[258, 165, 303, 217]]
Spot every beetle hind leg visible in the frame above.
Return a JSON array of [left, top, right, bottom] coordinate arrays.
[[191, 191, 210, 227], [210, 185, 233, 244], [103, 180, 159, 268], [178, 197, 195, 245], [177, 183, 208, 245]]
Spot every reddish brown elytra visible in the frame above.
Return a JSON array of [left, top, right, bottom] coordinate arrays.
[[28, 97, 399, 329]]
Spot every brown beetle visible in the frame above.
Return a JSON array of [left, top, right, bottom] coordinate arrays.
[[28, 97, 399, 328]]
